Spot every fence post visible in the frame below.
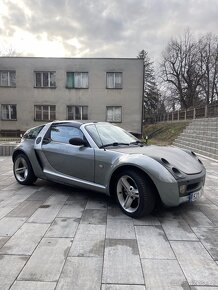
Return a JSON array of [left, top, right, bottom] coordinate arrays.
[[193, 108, 196, 119], [205, 105, 208, 118], [184, 110, 186, 120], [178, 110, 179, 121]]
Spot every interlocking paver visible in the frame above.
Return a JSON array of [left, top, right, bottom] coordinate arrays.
[[0, 255, 29, 290], [45, 218, 79, 238], [160, 217, 198, 241], [132, 215, 160, 226], [102, 239, 144, 284], [197, 203, 218, 225], [28, 194, 67, 224], [7, 200, 42, 217], [141, 259, 188, 289], [171, 241, 218, 286], [56, 257, 102, 290], [10, 281, 56, 290], [81, 209, 107, 224], [102, 285, 146, 290], [0, 223, 49, 255], [69, 224, 105, 257], [0, 206, 15, 219], [0, 237, 9, 249], [191, 227, 218, 260], [0, 156, 218, 289], [0, 217, 26, 236], [18, 238, 72, 282], [182, 209, 214, 227], [135, 225, 175, 259], [57, 200, 87, 218], [106, 218, 135, 239]]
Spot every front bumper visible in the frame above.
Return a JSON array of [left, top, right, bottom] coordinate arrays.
[[179, 186, 204, 204], [178, 167, 206, 204]]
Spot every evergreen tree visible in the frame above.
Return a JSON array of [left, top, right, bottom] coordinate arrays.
[[138, 50, 163, 122]]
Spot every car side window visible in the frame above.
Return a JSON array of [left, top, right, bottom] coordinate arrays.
[[23, 125, 44, 140], [51, 125, 84, 143]]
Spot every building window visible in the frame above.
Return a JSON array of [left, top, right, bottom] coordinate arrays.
[[34, 105, 56, 121], [66, 72, 88, 88], [106, 106, 122, 122], [1, 104, 17, 120], [34, 72, 56, 88], [0, 71, 16, 87], [67, 106, 88, 120], [106, 72, 122, 89]]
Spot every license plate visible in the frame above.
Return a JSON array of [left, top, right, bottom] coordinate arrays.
[[189, 187, 203, 202]]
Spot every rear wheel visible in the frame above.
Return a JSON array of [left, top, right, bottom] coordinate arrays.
[[13, 154, 37, 185], [115, 169, 155, 218]]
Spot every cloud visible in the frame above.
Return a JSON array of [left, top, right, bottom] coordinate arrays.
[[0, 0, 218, 61]]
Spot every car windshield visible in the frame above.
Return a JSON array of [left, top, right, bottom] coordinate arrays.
[[85, 123, 139, 148]]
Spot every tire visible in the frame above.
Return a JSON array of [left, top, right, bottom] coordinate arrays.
[[13, 154, 37, 185], [115, 169, 155, 218]]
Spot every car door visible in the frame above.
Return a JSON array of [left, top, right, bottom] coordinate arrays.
[[40, 123, 94, 182]]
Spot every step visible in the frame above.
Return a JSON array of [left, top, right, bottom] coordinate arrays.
[[175, 135, 218, 146], [0, 145, 16, 156], [173, 140, 218, 155], [174, 143, 218, 160]]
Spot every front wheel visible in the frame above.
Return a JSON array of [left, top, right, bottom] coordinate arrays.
[[115, 170, 155, 218], [13, 154, 37, 185]]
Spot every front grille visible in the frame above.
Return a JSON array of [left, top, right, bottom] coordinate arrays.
[[187, 182, 201, 193], [179, 177, 204, 197]]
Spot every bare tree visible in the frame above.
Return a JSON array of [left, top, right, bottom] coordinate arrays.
[[160, 31, 205, 109], [160, 30, 218, 110], [0, 44, 21, 56], [198, 34, 218, 104]]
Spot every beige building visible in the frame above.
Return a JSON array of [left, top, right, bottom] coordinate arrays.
[[0, 57, 144, 136]]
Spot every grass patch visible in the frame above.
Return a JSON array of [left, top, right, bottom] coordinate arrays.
[[142, 121, 190, 146]]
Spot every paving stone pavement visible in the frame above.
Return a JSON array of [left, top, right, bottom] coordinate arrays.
[[0, 156, 218, 289]]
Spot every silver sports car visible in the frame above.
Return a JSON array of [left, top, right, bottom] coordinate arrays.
[[12, 121, 206, 218]]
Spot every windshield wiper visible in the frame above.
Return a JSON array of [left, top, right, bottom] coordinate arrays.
[[99, 142, 129, 149], [129, 140, 144, 147]]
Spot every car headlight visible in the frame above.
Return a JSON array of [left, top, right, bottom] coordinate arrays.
[[179, 184, 187, 195]]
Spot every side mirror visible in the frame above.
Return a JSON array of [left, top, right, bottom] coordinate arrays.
[[69, 137, 88, 147]]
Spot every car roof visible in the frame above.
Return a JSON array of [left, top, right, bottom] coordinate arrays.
[[51, 120, 111, 128], [52, 120, 84, 128]]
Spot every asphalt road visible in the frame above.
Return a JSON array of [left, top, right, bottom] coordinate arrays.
[[0, 156, 218, 290]]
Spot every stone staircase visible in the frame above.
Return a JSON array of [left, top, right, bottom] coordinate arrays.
[[173, 117, 218, 160], [0, 140, 19, 156]]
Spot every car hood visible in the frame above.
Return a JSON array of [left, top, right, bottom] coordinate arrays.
[[110, 145, 203, 174]]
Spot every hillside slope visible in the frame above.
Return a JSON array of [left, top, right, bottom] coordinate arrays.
[[143, 122, 189, 145]]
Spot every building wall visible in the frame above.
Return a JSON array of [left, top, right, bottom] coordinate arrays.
[[0, 57, 144, 134]]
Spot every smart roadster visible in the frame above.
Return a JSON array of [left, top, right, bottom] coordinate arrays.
[[12, 121, 206, 218]]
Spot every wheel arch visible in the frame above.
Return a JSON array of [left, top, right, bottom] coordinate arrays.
[[12, 149, 28, 162], [109, 165, 160, 201]]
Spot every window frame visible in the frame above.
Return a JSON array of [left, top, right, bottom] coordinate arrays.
[[34, 71, 56, 88], [1, 104, 17, 120], [106, 72, 123, 89], [0, 71, 16, 87], [50, 124, 85, 144], [67, 105, 88, 120], [66, 72, 89, 89], [106, 106, 122, 123], [34, 105, 56, 121]]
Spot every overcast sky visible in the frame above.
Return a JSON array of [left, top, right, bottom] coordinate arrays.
[[0, 0, 218, 63]]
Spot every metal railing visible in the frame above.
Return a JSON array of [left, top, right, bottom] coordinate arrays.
[[154, 103, 218, 123]]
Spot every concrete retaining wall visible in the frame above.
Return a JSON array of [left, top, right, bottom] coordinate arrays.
[[173, 117, 218, 160], [0, 145, 16, 156]]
